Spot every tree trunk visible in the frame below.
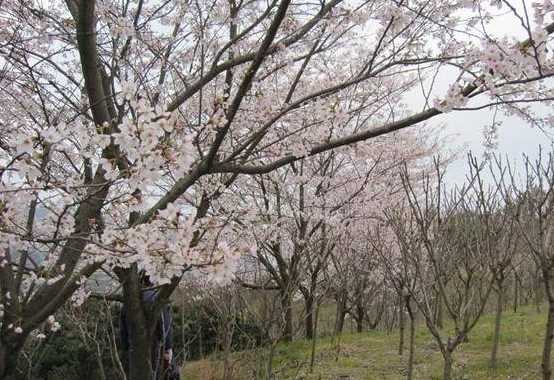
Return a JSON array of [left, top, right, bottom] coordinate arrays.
[[435, 293, 444, 329], [122, 271, 155, 380], [334, 295, 347, 335], [367, 303, 383, 330], [542, 301, 554, 380], [267, 342, 277, 380], [355, 302, 364, 333], [406, 298, 415, 380], [355, 317, 363, 333], [541, 266, 554, 380], [304, 293, 314, 340], [222, 318, 235, 380], [443, 351, 453, 380], [281, 291, 293, 342], [309, 302, 320, 373], [490, 286, 504, 369], [127, 319, 154, 380], [536, 269, 544, 313], [513, 274, 519, 313], [541, 269, 554, 380], [0, 340, 20, 380], [398, 299, 405, 356]]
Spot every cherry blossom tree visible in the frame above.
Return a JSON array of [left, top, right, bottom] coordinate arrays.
[[232, 151, 384, 341], [2, 0, 554, 378]]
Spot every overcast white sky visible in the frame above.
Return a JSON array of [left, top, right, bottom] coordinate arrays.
[[403, 1, 554, 187], [436, 103, 552, 186]]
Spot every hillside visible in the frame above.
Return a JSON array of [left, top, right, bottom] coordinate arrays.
[[184, 305, 547, 379]]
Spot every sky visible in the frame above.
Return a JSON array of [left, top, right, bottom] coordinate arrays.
[[437, 102, 552, 186], [403, 2, 554, 187]]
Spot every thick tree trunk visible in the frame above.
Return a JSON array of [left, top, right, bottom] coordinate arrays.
[[490, 286, 504, 369], [122, 271, 155, 380], [127, 319, 154, 380]]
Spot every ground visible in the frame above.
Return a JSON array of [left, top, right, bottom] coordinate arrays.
[[183, 304, 547, 379]]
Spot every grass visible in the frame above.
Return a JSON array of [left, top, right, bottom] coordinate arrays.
[[183, 304, 548, 379]]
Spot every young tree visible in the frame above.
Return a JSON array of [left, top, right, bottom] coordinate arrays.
[[400, 162, 494, 380], [373, 211, 420, 380], [464, 154, 520, 369], [500, 151, 554, 380]]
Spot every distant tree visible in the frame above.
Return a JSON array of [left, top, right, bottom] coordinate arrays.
[[499, 151, 554, 380], [399, 161, 494, 380]]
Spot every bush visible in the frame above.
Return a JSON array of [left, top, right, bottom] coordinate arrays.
[[172, 301, 268, 361], [18, 295, 267, 379], [20, 300, 121, 380]]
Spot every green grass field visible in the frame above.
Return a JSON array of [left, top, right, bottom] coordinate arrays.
[[183, 305, 548, 379]]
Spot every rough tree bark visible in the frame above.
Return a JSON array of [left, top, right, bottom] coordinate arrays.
[[121, 269, 155, 380]]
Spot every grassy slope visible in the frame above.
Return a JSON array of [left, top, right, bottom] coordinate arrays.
[[184, 305, 547, 379]]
